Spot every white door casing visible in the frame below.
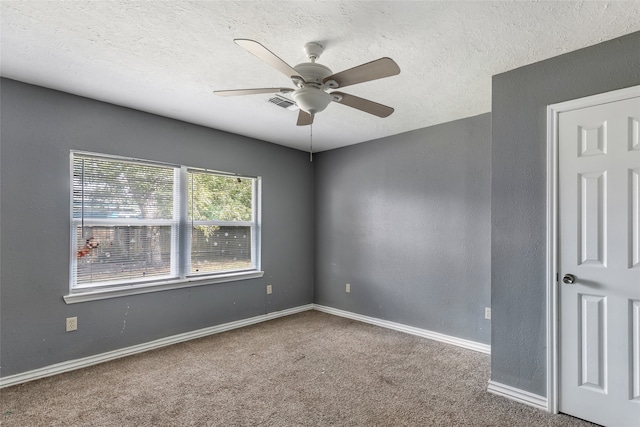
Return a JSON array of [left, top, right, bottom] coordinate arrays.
[[553, 91, 640, 426]]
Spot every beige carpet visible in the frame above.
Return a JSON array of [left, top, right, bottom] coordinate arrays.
[[1, 310, 595, 426]]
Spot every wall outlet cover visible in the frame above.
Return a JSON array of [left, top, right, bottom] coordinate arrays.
[[66, 316, 78, 332]]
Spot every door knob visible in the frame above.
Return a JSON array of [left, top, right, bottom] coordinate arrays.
[[562, 274, 576, 284]]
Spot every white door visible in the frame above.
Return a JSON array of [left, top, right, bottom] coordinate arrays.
[[559, 94, 640, 426]]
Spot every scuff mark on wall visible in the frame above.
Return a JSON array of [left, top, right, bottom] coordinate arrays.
[[121, 302, 130, 334]]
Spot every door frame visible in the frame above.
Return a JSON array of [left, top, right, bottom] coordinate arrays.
[[545, 84, 640, 414]]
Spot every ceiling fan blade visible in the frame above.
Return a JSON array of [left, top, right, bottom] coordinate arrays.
[[297, 110, 314, 126], [332, 92, 394, 118], [214, 88, 293, 97], [234, 39, 303, 81], [324, 58, 400, 89]]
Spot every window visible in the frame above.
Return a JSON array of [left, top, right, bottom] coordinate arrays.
[[187, 170, 256, 275], [69, 152, 261, 300]]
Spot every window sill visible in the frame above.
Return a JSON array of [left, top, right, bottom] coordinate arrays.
[[63, 271, 265, 304]]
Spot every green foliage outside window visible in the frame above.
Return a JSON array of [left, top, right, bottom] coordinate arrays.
[[188, 172, 253, 238]]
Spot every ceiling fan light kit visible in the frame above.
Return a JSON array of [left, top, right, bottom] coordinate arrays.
[[214, 39, 400, 126], [291, 87, 332, 115]]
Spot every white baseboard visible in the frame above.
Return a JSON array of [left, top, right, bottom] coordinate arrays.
[[487, 380, 548, 411], [2, 303, 492, 388], [312, 304, 491, 354], [0, 304, 314, 389]]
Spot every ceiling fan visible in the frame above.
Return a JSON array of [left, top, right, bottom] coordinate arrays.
[[214, 39, 401, 126]]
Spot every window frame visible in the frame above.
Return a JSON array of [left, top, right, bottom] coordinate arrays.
[[65, 151, 263, 304], [185, 168, 261, 278]]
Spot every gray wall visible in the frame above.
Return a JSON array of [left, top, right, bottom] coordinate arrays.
[[0, 78, 314, 377], [491, 32, 640, 395], [5, 31, 638, 387], [314, 113, 492, 344]]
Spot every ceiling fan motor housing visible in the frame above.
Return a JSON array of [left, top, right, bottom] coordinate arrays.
[[294, 62, 333, 85]]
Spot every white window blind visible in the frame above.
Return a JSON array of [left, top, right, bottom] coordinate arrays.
[[72, 155, 179, 287]]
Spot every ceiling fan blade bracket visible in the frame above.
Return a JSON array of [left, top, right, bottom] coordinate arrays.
[[291, 76, 307, 88], [325, 79, 339, 89], [330, 93, 343, 102]]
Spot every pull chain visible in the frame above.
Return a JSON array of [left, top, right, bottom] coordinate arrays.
[[309, 121, 313, 162]]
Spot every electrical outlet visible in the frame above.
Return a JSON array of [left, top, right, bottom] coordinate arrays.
[[266, 285, 272, 295], [346, 283, 351, 293], [485, 307, 491, 320], [66, 316, 78, 332]]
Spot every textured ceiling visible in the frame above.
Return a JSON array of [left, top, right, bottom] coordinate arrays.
[[2, 1, 639, 152]]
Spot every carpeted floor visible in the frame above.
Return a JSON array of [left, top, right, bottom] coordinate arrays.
[[1, 310, 596, 426]]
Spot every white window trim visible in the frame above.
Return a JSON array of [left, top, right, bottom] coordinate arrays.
[[63, 270, 265, 304], [66, 151, 263, 304]]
